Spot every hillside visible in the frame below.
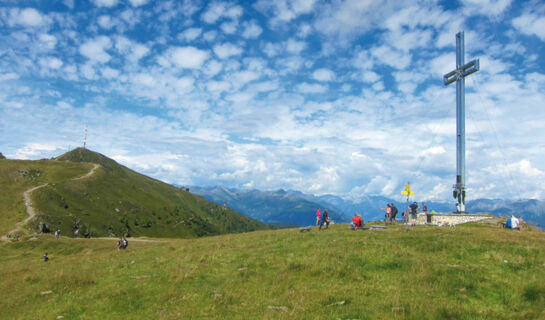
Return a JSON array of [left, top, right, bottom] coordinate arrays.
[[190, 186, 349, 226], [1, 148, 269, 238], [0, 222, 544, 319]]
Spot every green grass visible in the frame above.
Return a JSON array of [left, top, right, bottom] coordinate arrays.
[[0, 159, 91, 236], [1, 223, 544, 319]]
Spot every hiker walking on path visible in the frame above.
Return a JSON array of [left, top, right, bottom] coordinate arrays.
[[316, 208, 321, 226], [43, 253, 49, 262], [319, 209, 329, 230]]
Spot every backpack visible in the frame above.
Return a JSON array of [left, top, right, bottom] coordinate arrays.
[[505, 218, 512, 229], [392, 207, 398, 215]]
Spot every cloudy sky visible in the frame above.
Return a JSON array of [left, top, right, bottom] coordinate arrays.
[[1, 0, 544, 202]]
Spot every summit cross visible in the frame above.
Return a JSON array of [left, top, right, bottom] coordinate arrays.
[[443, 31, 479, 213]]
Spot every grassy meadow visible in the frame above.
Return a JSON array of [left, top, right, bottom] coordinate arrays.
[[1, 222, 544, 319]]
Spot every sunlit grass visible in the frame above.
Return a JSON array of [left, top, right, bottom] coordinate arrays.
[[1, 223, 544, 319]]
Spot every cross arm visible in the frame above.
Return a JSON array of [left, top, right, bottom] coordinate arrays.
[[443, 59, 480, 86]]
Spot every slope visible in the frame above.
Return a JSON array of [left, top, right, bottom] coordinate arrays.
[[2, 148, 269, 238], [0, 222, 544, 319]]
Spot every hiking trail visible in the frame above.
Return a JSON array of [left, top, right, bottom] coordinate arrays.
[[2, 164, 100, 240]]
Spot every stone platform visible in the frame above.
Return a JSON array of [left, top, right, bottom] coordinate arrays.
[[415, 213, 492, 226]]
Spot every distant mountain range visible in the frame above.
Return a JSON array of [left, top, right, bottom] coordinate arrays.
[[189, 186, 545, 228], [188, 186, 349, 227]]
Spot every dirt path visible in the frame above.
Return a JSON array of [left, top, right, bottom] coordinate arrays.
[[72, 163, 99, 180], [2, 164, 100, 241]]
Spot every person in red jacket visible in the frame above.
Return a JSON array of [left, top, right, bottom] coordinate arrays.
[[315, 208, 321, 226], [350, 214, 363, 229]]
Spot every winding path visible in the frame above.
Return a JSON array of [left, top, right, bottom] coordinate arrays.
[[2, 163, 100, 240]]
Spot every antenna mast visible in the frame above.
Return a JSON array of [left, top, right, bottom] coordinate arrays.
[[83, 125, 88, 149]]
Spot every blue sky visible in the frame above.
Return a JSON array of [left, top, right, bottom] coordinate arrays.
[[1, 0, 545, 202]]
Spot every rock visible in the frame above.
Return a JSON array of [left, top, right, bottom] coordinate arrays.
[[40, 290, 53, 295], [328, 301, 345, 306], [115, 208, 120, 213], [57, 316, 64, 319]]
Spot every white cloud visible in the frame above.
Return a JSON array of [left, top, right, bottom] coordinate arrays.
[[370, 45, 411, 70], [297, 82, 327, 93], [203, 30, 217, 42], [91, 0, 119, 8], [220, 21, 238, 34], [312, 68, 335, 81], [167, 46, 210, 69], [242, 20, 263, 39], [286, 38, 306, 54], [7, 8, 45, 27], [203, 60, 223, 77], [512, 13, 545, 41], [39, 57, 63, 69], [460, 0, 512, 17], [314, 0, 408, 41], [361, 71, 380, 83], [128, 0, 149, 7], [178, 28, 202, 42], [229, 70, 260, 85], [97, 15, 115, 29], [115, 36, 150, 63], [38, 33, 57, 50], [0, 73, 19, 81], [102, 67, 120, 79], [254, 0, 316, 26], [213, 43, 243, 59], [79, 36, 112, 63], [202, 2, 243, 24]]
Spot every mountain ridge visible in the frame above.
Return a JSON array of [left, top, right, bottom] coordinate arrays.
[[0, 148, 270, 238], [189, 185, 544, 228]]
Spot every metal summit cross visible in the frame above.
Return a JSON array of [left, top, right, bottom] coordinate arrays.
[[443, 31, 479, 213]]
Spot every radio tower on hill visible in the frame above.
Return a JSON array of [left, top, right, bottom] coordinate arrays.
[[83, 125, 88, 149]]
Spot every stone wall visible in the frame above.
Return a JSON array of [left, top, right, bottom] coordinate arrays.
[[414, 213, 492, 226]]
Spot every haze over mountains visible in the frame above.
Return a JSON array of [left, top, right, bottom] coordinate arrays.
[[190, 186, 545, 228]]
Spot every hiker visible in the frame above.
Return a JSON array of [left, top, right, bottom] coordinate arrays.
[[409, 202, 419, 226], [390, 204, 398, 223], [74, 228, 79, 237], [350, 214, 363, 229], [123, 237, 128, 249], [422, 203, 427, 213], [117, 238, 124, 251], [402, 210, 408, 224], [316, 208, 321, 226], [55, 229, 60, 239], [319, 209, 329, 230], [506, 215, 520, 230], [43, 252, 49, 262], [382, 204, 391, 224]]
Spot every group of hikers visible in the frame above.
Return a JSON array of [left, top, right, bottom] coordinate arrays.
[[314, 201, 429, 231], [383, 202, 428, 226], [315, 208, 330, 230]]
